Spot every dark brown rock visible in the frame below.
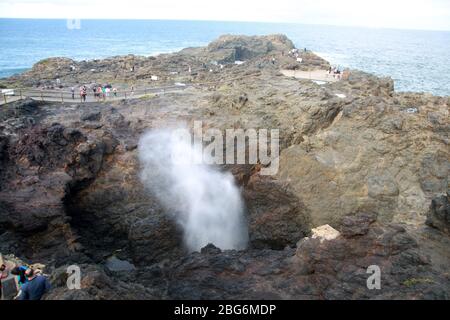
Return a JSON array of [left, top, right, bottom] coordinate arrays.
[[340, 212, 377, 237], [426, 192, 450, 235]]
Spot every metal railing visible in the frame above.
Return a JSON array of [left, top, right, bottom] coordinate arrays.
[[1, 84, 188, 105]]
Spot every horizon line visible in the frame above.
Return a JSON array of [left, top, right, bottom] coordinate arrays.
[[0, 17, 449, 33]]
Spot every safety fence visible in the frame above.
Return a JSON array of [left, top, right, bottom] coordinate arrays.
[[1, 84, 188, 105]]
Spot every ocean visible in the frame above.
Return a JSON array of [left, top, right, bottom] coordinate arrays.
[[0, 19, 449, 96]]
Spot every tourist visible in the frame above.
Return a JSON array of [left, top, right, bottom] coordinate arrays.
[[80, 86, 87, 102], [102, 86, 106, 100], [330, 67, 336, 78], [71, 87, 75, 99], [96, 86, 102, 101], [290, 48, 298, 57], [18, 268, 51, 300], [113, 87, 117, 97], [0, 264, 9, 298], [83, 86, 87, 102], [10, 265, 28, 287]]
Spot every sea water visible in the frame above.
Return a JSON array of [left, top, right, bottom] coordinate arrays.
[[0, 19, 449, 96]]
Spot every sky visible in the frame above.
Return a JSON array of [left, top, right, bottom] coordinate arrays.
[[1, 0, 450, 31]]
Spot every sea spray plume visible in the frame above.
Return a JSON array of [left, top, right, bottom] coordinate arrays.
[[138, 127, 248, 252]]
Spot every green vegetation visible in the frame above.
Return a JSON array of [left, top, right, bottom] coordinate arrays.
[[402, 278, 434, 287], [139, 93, 156, 100]]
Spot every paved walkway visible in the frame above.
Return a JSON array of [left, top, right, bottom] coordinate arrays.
[[0, 84, 188, 106], [281, 69, 339, 82]]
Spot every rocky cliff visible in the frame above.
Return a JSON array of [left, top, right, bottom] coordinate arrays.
[[0, 34, 449, 299]]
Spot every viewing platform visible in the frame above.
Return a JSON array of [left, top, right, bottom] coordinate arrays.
[[281, 69, 344, 83]]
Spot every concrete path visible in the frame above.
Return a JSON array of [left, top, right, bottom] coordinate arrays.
[[281, 69, 339, 83], [0, 84, 188, 106]]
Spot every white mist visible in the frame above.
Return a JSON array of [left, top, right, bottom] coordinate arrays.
[[138, 128, 248, 252]]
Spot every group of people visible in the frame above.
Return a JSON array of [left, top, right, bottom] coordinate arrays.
[[289, 48, 300, 58], [70, 84, 118, 102], [93, 85, 118, 101], [328, 66, 343, 80], [0, 263, 51, 300]]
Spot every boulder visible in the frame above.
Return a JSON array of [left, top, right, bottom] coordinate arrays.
[[105, 256, 135, 272], [311, 225, 341, 242], [80, 111, 102, 122], [1, 276, 18, 300], [340, 212, 377, 237], [200, 243, 222, 255], [426, 192, 450, 235]]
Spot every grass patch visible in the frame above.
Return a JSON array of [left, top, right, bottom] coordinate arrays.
[[37, 58, 52, 66], [217, 85, 231, 92], [402, 278, 434, 287], [139, 93, 156, 100]]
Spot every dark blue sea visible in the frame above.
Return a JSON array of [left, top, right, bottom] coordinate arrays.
[[0, 19, 449, 96]]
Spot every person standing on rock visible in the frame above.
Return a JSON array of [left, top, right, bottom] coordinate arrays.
[[18, 268, 51, 300]]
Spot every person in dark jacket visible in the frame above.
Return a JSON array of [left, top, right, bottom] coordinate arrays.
[[18, 268, 51, 300]]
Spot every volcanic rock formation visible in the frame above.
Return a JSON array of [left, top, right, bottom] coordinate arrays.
[[0, 34, 449, 299]]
